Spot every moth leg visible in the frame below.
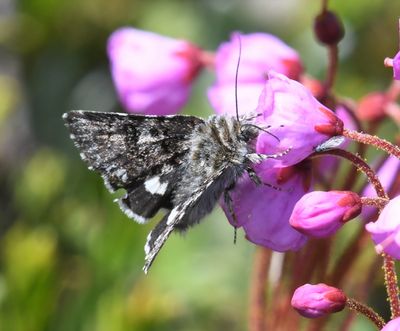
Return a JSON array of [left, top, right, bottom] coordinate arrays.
[[246, 167, 262, 185], [224, 189, 238, 244], [246, 167, 281, 191]]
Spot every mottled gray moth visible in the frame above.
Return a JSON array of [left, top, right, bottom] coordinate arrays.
[[63, 110, 288, 273]]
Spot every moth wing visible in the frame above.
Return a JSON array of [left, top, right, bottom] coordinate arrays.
[[143, 167, 226, 273], [63, 110, 204, 222]]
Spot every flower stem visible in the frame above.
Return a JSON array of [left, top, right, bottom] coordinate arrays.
[[310, 148, 387, 198], [343, 128, 400, 159], [345, 297, 385, 329], [325, 44, 339, 94], [360, 197, 389, 209], [383, 254, 400, 318], [249, 247, 271, 331]]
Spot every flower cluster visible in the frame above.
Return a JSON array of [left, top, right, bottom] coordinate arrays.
[[107, 18, 400, 329]]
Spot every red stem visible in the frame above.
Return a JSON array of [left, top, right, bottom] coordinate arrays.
[[343, 129, 400, 159], [346, 298, 385, 329], [248, 247, 270, 331]]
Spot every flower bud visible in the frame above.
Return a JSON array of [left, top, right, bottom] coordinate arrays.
[[108, 28, 203, 115], [314, 11, 345, 45], [291, 283, 346, 318], [366, 195, 400, 259], [355, 92, 388, 121], [289, 191, 362, 238], [382, 317, 400, 331]]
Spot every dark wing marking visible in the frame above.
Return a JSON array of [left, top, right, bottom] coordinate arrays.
[[115, 169, 178, 223], [63, 110, 203, 223], [63, 110, 204, 191], [143, 167, 226, 273]]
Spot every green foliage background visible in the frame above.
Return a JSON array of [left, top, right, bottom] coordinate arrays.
[[0, 0, 399, 330]]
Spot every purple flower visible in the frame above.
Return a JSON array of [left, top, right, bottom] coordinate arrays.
[[108, 28, 204, 115], [291, 283, 347, 318], [382, 317, 400, 331], [289, 191, 362, 238], [254, 72, 344, 168], [361, 155, 400, 221], [220, 162, 311, 251], [394, 51, 400, 80], [384, 51, 400, 80], [366, 195, 400, 259], [208, 32, 303, 115]]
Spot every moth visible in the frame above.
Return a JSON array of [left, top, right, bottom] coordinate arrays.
[[63, 110, 288, 273]]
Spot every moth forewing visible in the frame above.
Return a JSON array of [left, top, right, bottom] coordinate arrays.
[[63, 111, 262, 272]]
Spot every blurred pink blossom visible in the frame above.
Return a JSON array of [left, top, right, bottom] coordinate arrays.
[[381, 317, 400, 331], [366, 195, 400, 259], [108, 28, 203, 115], [208, 32, 303, 115]]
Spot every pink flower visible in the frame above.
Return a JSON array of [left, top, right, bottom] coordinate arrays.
[[291, 283, 346, 318], [289, 191, 362, 238], [220, 162, 311, 252], [384, 51, 400, 80], [394, 51, 400, 80], [208, 32, 303, 115], [366, 195, 400, 259], [255, 72, 344, 168], [381, 317, 400, 331], [361, 155, 400, 221], [108, 28, 203, 115]]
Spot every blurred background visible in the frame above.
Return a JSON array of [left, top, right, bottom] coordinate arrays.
[[0, 0, 399, 330]]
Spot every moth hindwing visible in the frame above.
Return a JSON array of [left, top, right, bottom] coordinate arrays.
[[63, 110, 263, 273]]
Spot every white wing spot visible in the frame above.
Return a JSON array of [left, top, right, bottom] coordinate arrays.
[[79, 152, 87, 160], [144, 176, 168, 195]]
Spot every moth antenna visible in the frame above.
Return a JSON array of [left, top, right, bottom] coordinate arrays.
[[234, 33, 242, 122]]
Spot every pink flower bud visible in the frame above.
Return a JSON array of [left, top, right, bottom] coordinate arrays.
[[355, 92, 388, 121], [366, 195, 400, 259], [382, 317, 400, 331], [208, 32, 303, 115], [108, 28, 203, 115], [291, 283, 346, 318], [289, 191, 362, 238], [255, 72, 344, 168]]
